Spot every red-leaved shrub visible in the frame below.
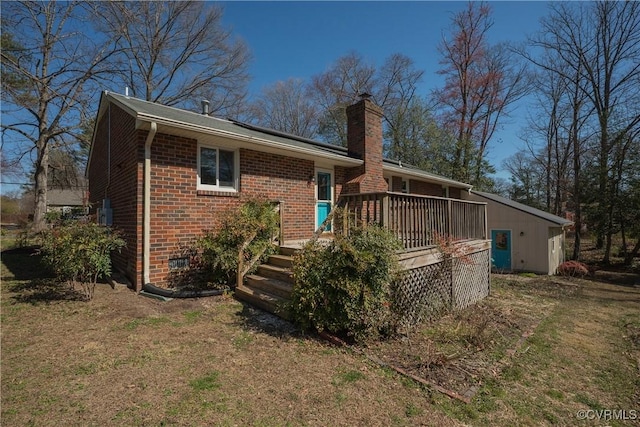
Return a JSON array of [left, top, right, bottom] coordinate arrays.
[[557, 260, 590, 277]]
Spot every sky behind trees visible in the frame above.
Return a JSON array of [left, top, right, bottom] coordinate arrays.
[[217, 1, 549, 177], [0, 1, 548, 195]]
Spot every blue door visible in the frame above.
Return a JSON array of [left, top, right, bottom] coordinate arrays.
[[316, 170, 332, 231], [491, 230, 511, 270]]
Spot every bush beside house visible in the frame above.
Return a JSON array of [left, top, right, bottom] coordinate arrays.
[[198, 198, 280, 287], [41, 221, 126, 300], [289, 225, 403, 343]]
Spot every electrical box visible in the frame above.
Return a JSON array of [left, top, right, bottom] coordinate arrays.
[[97, 199, 113, 226]]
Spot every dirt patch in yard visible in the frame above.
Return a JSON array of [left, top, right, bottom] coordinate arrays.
[[365, 275, 580, 402]]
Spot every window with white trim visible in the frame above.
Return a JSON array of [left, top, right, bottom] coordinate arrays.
[[197, 144, 238, 191]]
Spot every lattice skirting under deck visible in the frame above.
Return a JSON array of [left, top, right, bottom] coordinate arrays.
[[393, 247, 491, 328]]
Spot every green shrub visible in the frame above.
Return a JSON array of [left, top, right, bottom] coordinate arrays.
[[45, 210, 62, 224], [198, 198, 279, 286], [288, 225, 403, 343], [40, 221, 126, 300]]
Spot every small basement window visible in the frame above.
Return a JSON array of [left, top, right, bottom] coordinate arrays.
[[197, 143, 238, 192], [168, 257, 190, 270]]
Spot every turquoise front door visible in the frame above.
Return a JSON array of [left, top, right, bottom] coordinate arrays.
[[316, 170, 332, 231], [491, 230, 511, 270]]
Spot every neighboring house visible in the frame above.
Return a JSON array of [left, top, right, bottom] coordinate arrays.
[[87, 91, 490, 305], [465, 190, 574, 275], [46, 188, 88, 215]]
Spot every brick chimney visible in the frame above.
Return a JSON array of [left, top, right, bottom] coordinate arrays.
[[344, 94, 389, 193]]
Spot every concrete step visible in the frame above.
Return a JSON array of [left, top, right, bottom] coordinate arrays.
[[256, 263, 294, 283], [245, 274, 293, 299], [234, 284, 290, 320], [268, 254, 294, 269]]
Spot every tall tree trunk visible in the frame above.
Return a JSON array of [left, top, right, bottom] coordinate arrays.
[[546, 129, 552, 212], [572, 153, 581, 261], [596, 124, 608, 251], [33, 137, 49, 233], [571, 84, 582, 261]]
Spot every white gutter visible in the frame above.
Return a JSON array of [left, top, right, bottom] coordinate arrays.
[[143, 122, 157, 286]]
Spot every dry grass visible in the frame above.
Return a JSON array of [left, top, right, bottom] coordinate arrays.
[[2, 248, 639, 426]]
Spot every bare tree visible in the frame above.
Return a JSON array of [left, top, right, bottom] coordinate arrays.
[[586, 2, 640, 261], [376, 54, 427, 162], [520, 5, 593, 260], [434, 1, 529, 186], [310, 52, 377, 146], [1, 1, 117, 232], [246, 79, 320, 139], [93, 1, 251, 115], [502, 151, 546, 210], [527, 1, 640, 263], [309, 51, 431, 158], [523, 68, 587, 217], [47, 149, 85, 189]]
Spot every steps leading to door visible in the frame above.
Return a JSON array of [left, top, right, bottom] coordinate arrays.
[[234, 246, 298, 319]]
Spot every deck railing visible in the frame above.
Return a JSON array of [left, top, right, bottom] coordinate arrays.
[[337, 192, 487, 250]]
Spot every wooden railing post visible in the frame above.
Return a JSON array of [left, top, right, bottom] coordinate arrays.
[[447, 198, 453, 238], [278, 200, 285, 245], [483, 203, 488, 239], [382, 192, 389, 228]]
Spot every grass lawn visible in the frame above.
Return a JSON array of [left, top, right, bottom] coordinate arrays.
[[2, 247, 639, 426]]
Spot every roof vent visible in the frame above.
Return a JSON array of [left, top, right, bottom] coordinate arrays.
[[201, 100, 210, 115]]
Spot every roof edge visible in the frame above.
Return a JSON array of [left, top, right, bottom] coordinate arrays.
[[471, 190, 574, 226]]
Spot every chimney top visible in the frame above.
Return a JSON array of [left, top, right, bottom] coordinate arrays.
[[201, 100, 210, 115]]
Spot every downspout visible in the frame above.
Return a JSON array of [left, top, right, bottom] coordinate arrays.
[[143, 122, 157, 288]]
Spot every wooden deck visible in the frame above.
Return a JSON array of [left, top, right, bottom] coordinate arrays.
[[236, 192, 491, 320]]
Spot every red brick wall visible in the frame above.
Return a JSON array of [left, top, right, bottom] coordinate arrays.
[[449, 187, 462, 199], [239, 150, 316, 240], [345, 99, 388, 193], [147, 137, 318, 286], [409, 180, 443, 197], [88, 104, 143, 288], [334, 167, 346, 196]]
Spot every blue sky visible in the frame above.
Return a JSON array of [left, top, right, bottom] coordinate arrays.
[[220, 1, 551, 179], [1, 1, 550, 196]]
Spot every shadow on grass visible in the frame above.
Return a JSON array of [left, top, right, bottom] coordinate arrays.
[[588, 269, 640, 288], [8, 278, 85, 304], [2, 248, 85, 304], [1, 246, 51, 281], [234, 301, 302, 340]]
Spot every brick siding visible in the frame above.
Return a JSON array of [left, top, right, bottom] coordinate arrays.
[[91, 112, 322, 287], [88, 104, 142, 288], [409, 180, 443, 197]]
